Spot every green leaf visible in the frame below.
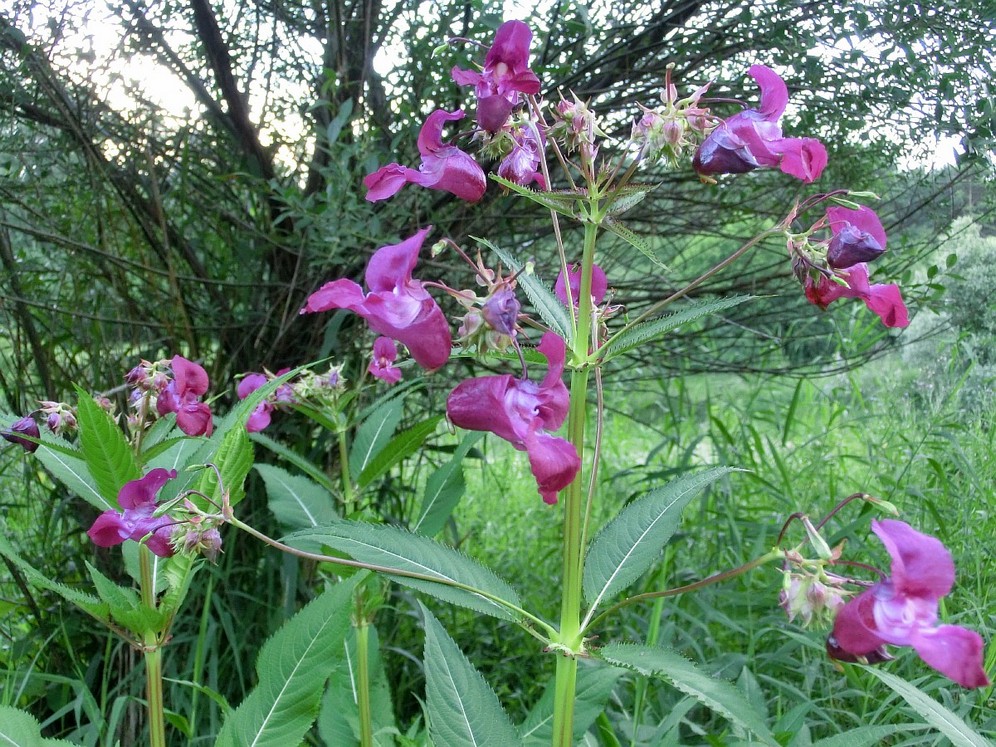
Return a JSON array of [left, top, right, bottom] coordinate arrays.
[[518, 664, 622, 744], [473, 236, 573, 341], [214, 574, 361, 747], [603, 216, 669, 270], [349, 398, 404, 481], [0, 704, 78, 746], [489, 174, 578, 218], [0, 523, 109, 623], [255, 463, 338, 529], [413, 432, 482, 536], [34, 445, 112, 511], [604, 185, 653, 216], [87, 561, 168, 635], [597, 643, 777, 746], [358, 415, 442, 489], [192, 425, 254, 511], [317, 625, 397, 746], [599, 297, 754, 364], [583, 467, 735, 612], [74, 384, 141, 505], [812, 724, 927, 747], [421, 604, 519, 746], [862, 667, 990, 747], [284, 521, 523, 621], [251, 432, 334, 491]]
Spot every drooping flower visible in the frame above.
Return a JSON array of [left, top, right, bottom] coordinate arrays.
[[452, 20, 541, 133], [2, 416, 40, 453], [804, 263, 909, 328], [364, 110, 486, 202], [368, 336, 402, 384], [693, 65, 827, 183], [481, 287, 521, 337], [554, 263, 608, 308], [447, 332, 580, 504], [87, 468, 178, 557], [826, 206, 887, 269], [156, 356, 214, 436], [497, 121, 546, 188], [827, 519, 989, 688], [237, 373, 274, 433], [301, 227, 452, 371]]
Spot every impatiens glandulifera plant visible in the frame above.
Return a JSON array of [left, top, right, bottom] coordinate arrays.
[[1, 17, 988, 747]]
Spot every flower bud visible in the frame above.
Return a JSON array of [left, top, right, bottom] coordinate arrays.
[[2, 416, 40, 453], [481, 287, 521, 336]]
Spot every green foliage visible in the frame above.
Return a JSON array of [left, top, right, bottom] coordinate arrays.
[[255, 463, 338, 529], [596, 643, 778, 745], [73, 386, 141, 506], [349, 398, 405, 482], [421, 604, 519, 746], [518, 664, 623, 744], [413, 432, 482, 536], [214, 574, 361, 747], [582, 467, 737, 613], [284, 521, 524, 621], [0, 705, 77, 746]]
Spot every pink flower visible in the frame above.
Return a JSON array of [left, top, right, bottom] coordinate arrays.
[[364, 110, 486, 202], [554, 263, 608, 308], [2, 416, 40, 453], [447, 332, 580, 504], [301, 227, 452, 371], [805, 263, 909, 328], [497, 122, 546, 188], [693, 65, 827, 183], [828, 520, 989, 688], [368, 336, 402, 384], [87, 468, 178, 557], [156, 356, 214, 436], [237, 373, 273, 433], [826, 206, 887, 269], [452, 20, 541, 133]]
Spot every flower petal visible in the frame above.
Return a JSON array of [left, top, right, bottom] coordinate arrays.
[[872, 519, 954, 598], [910, 625, 990, 688], [118, 468, 177, 510]]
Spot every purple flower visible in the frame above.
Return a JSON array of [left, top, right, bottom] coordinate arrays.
[[452, 20, 541, 133], [826, 206, 887, 269], [828, 519, 989, 688], [497, 122, 546, 188], [364, 110, 486, 203], [238, 373, 273, 433], [368, 336, 402, 384], [481, 287, 521, 336], [87, 468, 178, 557], [693, 65, 827, 183], [554, 263, 608, 308], [156, 356, 214, 436], [2, 416, 40, 453], [447, 332, 580, 504], [301, 227, 452, 371], [804, 263, 909, 328]]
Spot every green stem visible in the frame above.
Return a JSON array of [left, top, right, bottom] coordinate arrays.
[[338, 429, 355, 516], [139, 547, 166, 747], [355, 615, 374, 747], [551, 210, 601, 747]]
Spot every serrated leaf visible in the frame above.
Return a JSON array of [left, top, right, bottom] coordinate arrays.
[[251, 432, 334, 491], [215, 574, 361, 747], [603, 217, 669, 269], [34, 445, 112, 511], [604, 185, 653, 216], [86, 561, 168, 635], [349, 398, 404, 481], [0, 523, 109, 623], [583, 467, 735, 612], [519, 664, 622, 744], [413, 432, 482, 536], [863, 667, 990, 747], [597, 643, 777, 745], [0, 704, 78, 746], [255, 463, 337, 529], [284, 521, 522, 621], [600, 297, 754, 363], [421, 604, 519, 746], [489, 174, 578, 218], [811, 724, 927, 747], [74, 385, 140, 505], [317, 625, 396, 746], [192, 426, 254, 511], [358, 415, 442, 489], [473, 236, 573, 340]]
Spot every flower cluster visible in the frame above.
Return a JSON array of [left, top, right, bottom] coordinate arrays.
[[632, 65, 711, 168], [827, 520, 989, 688], [127, 356, 214, 436], [792, 203, 908, 328]]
